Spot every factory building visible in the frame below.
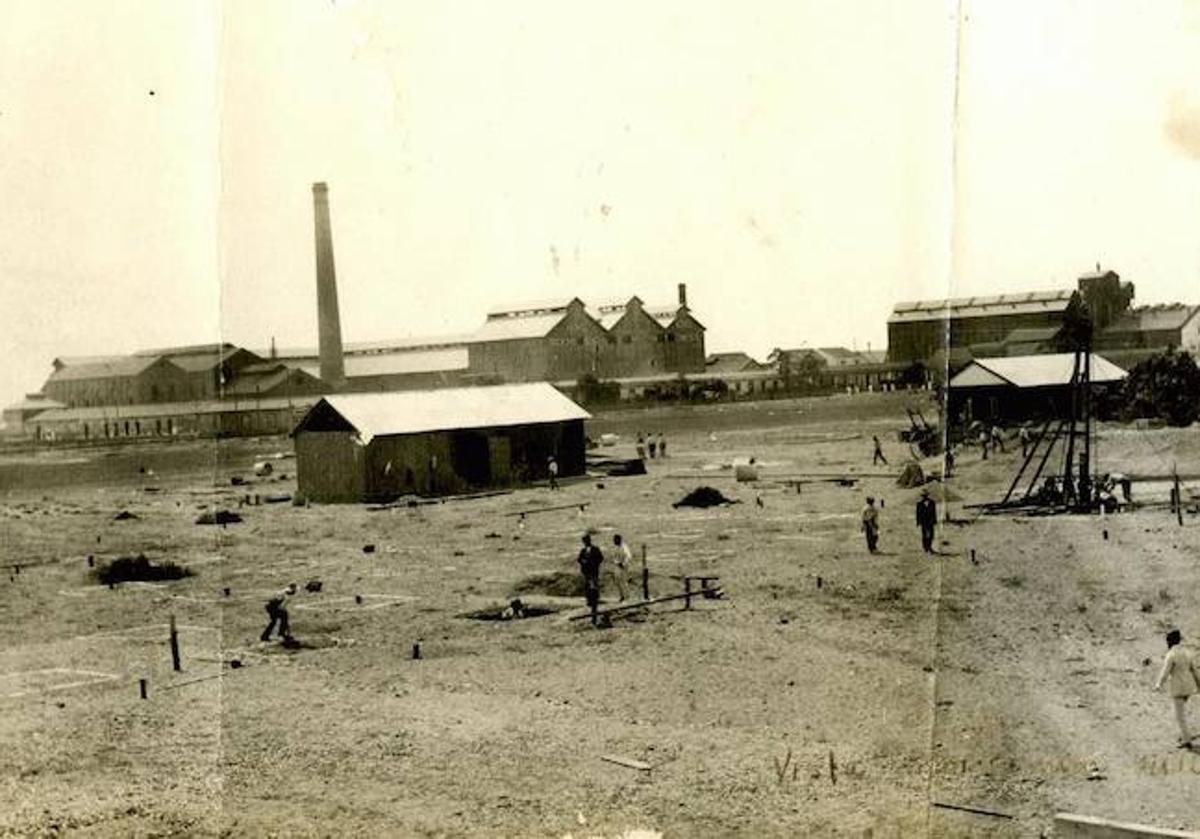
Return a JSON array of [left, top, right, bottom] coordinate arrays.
[[887, 268, 1138, 373], [291, 383, 589, 502], [467, 285, 705, 384]]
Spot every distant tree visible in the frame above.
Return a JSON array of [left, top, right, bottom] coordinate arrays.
[[1112, 348, 1200, 427], [574, 374, 620, 407]]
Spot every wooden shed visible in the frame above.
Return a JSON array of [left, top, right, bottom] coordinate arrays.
[[291, 383, 590, 502], [947, 353, 1126, 425]]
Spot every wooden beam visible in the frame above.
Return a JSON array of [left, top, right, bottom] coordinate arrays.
[[503, 502, 589, 518], [567, 586, 725, 620], [600, 754, 651, 772]]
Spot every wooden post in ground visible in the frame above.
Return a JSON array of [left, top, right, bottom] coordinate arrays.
[[684, 577, 693, 610], [139, 678, 148, 700], [1174, 469, 1183, 527], [641, 545, 649, 600], [169, 615, 181, 672]]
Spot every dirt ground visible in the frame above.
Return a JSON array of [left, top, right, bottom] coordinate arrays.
[[1, 390, 1198, 837]]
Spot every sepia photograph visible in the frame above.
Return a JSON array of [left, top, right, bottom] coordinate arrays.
[[2, 1, 1200, 836]]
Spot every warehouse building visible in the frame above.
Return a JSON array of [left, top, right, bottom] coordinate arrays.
[[947, 353, 1126, 425], [291, 383, 589, 502]]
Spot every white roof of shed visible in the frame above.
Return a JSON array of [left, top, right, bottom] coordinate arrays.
[[297, 383, 590, 443], [949, 353, 1127, 389]]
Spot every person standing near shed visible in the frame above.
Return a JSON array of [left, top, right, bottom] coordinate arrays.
[[915, 489, 937, 554], [548, 455, 559, 490], [1154, 629, 1200, 748], [576, 533, 605, 626], [261, 583, 297, 643], [861, 496, 880, 554]]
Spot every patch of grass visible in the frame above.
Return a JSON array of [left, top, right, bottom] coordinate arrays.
[[998, 575, 1025, 590]]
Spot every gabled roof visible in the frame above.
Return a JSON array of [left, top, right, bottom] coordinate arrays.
[[53, 355, 129, 369], [222, 365, 324, 397], [485, 298, 575, 318], [293, 383, 590, 443], [705, 352, 763, 373], [889, 290, 1074, 324], [948, 353, 1126, 389], [133, 342, 237, 358], [46, 356, 176, 383], [471, 312, 570, 342]]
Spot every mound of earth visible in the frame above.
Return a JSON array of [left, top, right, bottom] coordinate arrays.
[[511, 571, 586, 598], [94, 554, 192, 585], [673, 486, 739, 508]]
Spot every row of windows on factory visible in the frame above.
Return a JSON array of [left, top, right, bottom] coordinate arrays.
[[554, 333, 693, 347]]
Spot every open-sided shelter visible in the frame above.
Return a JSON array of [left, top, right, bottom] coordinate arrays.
[[947, 353, 1126, 425], [291, 383, 590, 502]]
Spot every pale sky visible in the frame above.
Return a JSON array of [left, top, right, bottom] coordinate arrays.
[[1, 1, 1198, 409]]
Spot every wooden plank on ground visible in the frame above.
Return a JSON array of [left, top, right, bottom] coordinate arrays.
[[600, 754, 652, 772]]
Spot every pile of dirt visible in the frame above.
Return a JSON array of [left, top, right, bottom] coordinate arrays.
[[196, 510, 242, 525], [511, 571, 585, 598], [896, 462, 925, 488], [673, 486, 739, 508], [94, 554, 193, 585], [112, 510, 139, 521]]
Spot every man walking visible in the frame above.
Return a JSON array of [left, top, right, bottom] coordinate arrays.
[[611, 533, 632, 601], [1154, 629, 1200, 748], [872, 435, 888, 466], [261, 583, 297, 643], [915, 489, 937, 554], [576, 533, 605, 626], [861, 496, 880, 554]]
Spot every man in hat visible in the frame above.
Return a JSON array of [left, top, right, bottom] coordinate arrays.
[[861, 497, 880, 554], [261, 583, 297, 643], [576, 533, 605, 625], [915, 488, 938, 554]]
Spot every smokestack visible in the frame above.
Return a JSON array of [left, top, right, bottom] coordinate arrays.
[[312, 182, 345, 389], [677, 283, 687, 307]]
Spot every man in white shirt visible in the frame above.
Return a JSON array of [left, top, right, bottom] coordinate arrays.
[[611, 533, 632, 601], [1155, 628, 1200, 747], [261, 583, 297, 643]]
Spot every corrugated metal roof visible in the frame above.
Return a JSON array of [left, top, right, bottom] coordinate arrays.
[[32, 396, 315, 423], [472, 312, 567, 342], [298, 383, 590, 443], [295, 348, 469, 379], [133, 343, 235, 358], [53, 355, 130, 368], [949, 353, 1126, 389], [47, 356, 172, 382], [486, 298, 575, 318], [889, 290, 1074, 324]]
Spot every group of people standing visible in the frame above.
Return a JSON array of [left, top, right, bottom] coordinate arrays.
[[859, 488, 939, 556], [635, 431, 667, 460], [576, 532, 635, 626]]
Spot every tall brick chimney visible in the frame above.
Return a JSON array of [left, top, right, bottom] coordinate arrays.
[[312, 182, 345, 389], [677, 283, 688, 307]]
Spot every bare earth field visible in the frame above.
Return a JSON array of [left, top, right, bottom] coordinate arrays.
[[1, 391, 1198, 837]]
